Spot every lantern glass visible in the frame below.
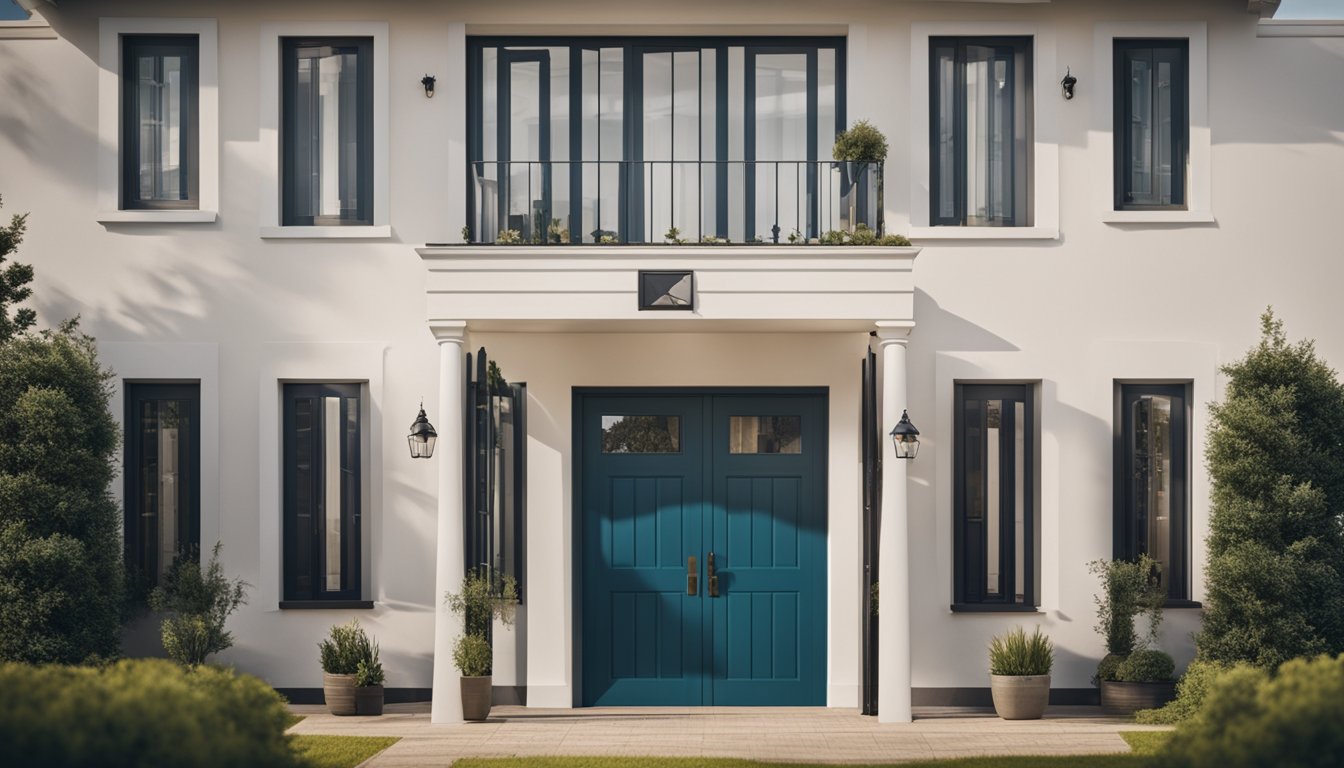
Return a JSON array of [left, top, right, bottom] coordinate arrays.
[[408, 432, 436, 459], [893, 436, 919, 460]]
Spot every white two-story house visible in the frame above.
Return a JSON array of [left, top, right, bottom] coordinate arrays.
[[1, 0, 1341, 724]]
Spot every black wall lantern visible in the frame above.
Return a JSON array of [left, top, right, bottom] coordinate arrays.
[[890, 409, 920, 460], [408, 401, 438, 459], [421, 74, 436, 98], [1060, 68, 1077, 100]]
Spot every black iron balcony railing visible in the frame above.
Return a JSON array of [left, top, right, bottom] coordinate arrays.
[[469, 159, 882, 245]]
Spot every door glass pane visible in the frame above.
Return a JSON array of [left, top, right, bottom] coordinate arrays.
[[601, 415, 681, 453], [135, 51, 186, 201], [1013, 400, 1026, 603], [1134, 395, 1173, 585], [985, 399, 1001, 596], [323, 396, 343, 591], [289, 41, 365, 224], [1128, 52, 1153, 202], [129, 389, 196, 592], [754, 53, 808, 241], [729, 416, 801, 454]]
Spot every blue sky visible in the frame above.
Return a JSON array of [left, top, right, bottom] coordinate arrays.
[[0, 0, 29, 22]]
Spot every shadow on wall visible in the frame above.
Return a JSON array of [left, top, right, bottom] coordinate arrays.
[[912, 288, 1020, 353]]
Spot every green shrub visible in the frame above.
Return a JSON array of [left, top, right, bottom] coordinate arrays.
[[988, 626, 1054, 676], [149, 542, 247, 666], [832, 119, 889, 163], [1097, 652, 1126, 683], [1090, 555, 1165, 659], [1197, 311, 1344, 669], [878, 233, 912, 246], [1116, 649, 1175, 683], [0, 658, 302, 768], [318, 619, 376, 676], [453, 633, 492, 677], [850, 223, 879, 245], [1137, 658, 1232, 724], [0, 321, 123, 664], [446, 567, 518, 639], [1157, 653, 1344, 768]]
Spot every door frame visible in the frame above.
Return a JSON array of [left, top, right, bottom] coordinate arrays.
[[571, 386, 829, 706]]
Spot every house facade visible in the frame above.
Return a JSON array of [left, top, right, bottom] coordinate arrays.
[[2, 0, 1342, 724]]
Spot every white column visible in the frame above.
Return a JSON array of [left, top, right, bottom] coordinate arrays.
[[430, 321, 467, 724], [876, 320, 914, 723]]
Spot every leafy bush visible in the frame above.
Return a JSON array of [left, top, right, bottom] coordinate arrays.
[[818, 226, 911, 246], [0, 320, 123, 664], [446, 567, 518, 639], [1137, 658, 1232, 724], [832, 119, 889, 163], [1157, 653, 1344, 768], [1116, 649, 1175, 683], [149, 543, 247, 666], [0, 658, 302, 768], [989, 626, 1054, 676], [1097, 652, 1126, 683], [355, 649, 385, 688], [1198, 311, 1344, 669], [318, 619, 376, 676], [1090, 555, 1165, 659], [453, 633, 493, 677], [496, 229, 522, 244]]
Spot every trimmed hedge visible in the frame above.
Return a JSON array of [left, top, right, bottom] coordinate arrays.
[[1158, 653, 1344, 768], [0, 659, 302, 768]]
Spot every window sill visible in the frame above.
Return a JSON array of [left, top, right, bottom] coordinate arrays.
[[279, 600, 375, 610], [908, 226, 1059, 241], [1102, 210, 1215, 225], [98, 210, 218, 224], [260, 225, 392, 239], [950, 604, 1044, 614], [1164, 599, 1203, 610]]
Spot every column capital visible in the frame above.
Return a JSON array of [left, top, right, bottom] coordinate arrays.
[[874, 320, 916, 344], [429, 320, 468, 345]]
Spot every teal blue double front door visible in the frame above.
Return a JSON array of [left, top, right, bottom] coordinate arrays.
[[579, 392, 827, 706]]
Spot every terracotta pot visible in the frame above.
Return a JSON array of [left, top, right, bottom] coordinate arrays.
[[355, 684, 384, 716], [461, 675, 492, 722], [990, 674, 1051, 720], [1100, 679, 1177, 715], [322, 672, 357, 716]]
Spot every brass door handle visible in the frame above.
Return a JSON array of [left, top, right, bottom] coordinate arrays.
[[687, 555, 698, 596], [708, 551, 719, 597]]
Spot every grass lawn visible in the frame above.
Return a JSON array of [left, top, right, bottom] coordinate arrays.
[[286, 713, 306, 729], [1119, 731, 1172, 756], [291, 735, 400, 768]]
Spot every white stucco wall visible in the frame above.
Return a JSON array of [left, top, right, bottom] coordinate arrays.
[[1, 0, 1342, 702]]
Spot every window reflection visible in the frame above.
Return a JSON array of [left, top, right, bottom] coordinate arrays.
[[601, 415, 681, 453], [729, 416, 801, 454]]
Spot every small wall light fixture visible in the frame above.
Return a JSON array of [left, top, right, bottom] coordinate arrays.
[[408, 401, 438, 459], [421, 74, 437, 98], [1060, 68, 1077, 100], [889, 409, 920, 460]]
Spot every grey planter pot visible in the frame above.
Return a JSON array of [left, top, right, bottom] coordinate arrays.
[[990, 674, 1051, 720], [1099, 679, 1177, 715], [355, 684, 384, 716], [322, 672, 357, 716], [461, 675, 492, 722]]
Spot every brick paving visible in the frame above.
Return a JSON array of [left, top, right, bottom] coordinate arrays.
[[288, 703, 1170, 766]]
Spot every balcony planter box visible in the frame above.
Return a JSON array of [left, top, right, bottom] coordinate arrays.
[[355, 684, 384, 716], [322, 672, 357, 716], [461, 675, 492, 721], [990, 674, 1051, 720], [1099, 679, 1177, 715]]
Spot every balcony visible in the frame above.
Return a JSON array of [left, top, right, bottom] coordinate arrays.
[[469, 159, 882, 245]]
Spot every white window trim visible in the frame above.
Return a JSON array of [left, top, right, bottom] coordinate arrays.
[[908, 21, 1060, 241], [97, 18, 219, 223], [258, 343, 385, 610], [1094, 22, 1211, 225], [258, 21, 390, 240]]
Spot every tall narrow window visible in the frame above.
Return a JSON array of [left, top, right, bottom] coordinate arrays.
[[283, 383, 362, 603], [124, 383, 200, 599], [930, 37, 1033, 227], [282, 38, 373, 226], [954, 384, 1036, 609], [122, 36, 199, 209], [1114, 40, 1188, 209], [1116, 384, 1189, 601]]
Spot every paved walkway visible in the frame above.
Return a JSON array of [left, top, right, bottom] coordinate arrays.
[[288, 703, 1170, 766]]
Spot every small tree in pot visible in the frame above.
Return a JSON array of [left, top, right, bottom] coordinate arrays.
[[832, 120, 889, 234], [318, 619, 382, 716], [988, 626, 1054, 720], [1090, 556, 1176, 714], [446, 568, 517, 722]]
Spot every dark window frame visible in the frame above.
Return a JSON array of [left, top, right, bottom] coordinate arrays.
[[282, 382, 364, 603], [1113, 39, 1189, 210], [281, 37, 375, 227], [121, 35, 200, 210], [929, 36, 1034, 228], [953, 383, 1038, 611], [1114, 382, 1191, 603], [123, 382, 201, 599]]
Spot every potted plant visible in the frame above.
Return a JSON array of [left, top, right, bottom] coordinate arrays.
[[1089, 556, 1175, 714], [318, 619, 376, 716], [988, 626, 1054, 720], [355, 640, 386, 716], [446, 567, 518, 722], [831, 119, 888, 233]]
